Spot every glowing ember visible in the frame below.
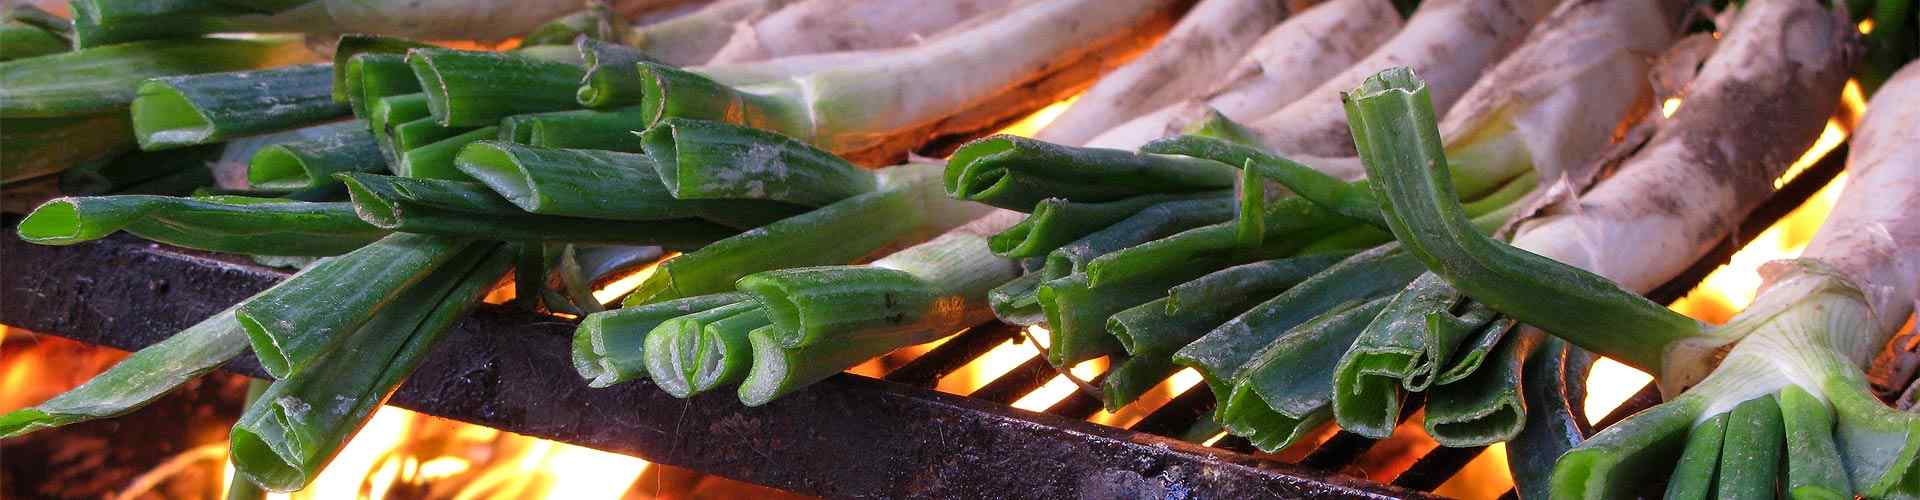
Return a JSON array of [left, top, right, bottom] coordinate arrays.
[[1661, 97, 1682, 118], [995, 96, 1080, 138]]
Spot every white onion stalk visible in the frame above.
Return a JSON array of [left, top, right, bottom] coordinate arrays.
[[1250, 0, 1559, 158], [634, 0, 1183, 162], [621, 0, 806, 66], [1031, 0, 1292, 145], [1553, 58, 1919, 500], [70, 0, 679, 48], [704, 0, 1020, 65], [1085, 0, 1402, 150]]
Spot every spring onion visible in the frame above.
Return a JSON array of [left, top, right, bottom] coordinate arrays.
[[704, 0, 1017, 65], [336, 172, 737, 247], [0, 37, 309, 119], [407, 48, 586, 127], [247, 120, 385, 191], [16, 195, 384, 255], [574, 292, 751, 388], [132, 64, 349, 150], [944, 135, 1240, 211]]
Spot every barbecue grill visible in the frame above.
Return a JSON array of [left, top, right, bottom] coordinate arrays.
[[0, 137, 1848, 498]]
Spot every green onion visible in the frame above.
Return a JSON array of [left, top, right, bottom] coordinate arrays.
[[574, 38, 655, 109], [0, 37, 309, 118], [1778, 384, 1851, 499], [640, 118, 878, 206], [332, 35, 434, 103], [1101, 354, 1180, 410], [990, 191, 1230, 259], [0, 20, 68, 61], [1716, 395, 1786, 499], [499, 106, 649, 151], [1039, 196, 1238, 280], [235, 233, 474, 378], [407, 48, 586, 127], [522, 4, 623, 46], [132, 64, 349, 150], [247, 121, 385, 191], [573, 292, 750, 388], [1111, 253, 1348, 357], [619, 0, 800, 66], [16, 195, 384, 255], [1506, 337, 1591, 500], [231, 243, 510, 491], [396, 126, 497, 181], [621, 165, 960, 305], [1331, 272, 1497, 436], [944, 135, 1239, 211], [1344, 67, 1706, 377], [1223, 296, 1389, 451], [344, 53, 423, 119], [454, 140, 808, 224], [1173, 244, 1423, 410], [336, 172, 737, 247], [0, 304, 247, 437], [1, 114, 135, 183], [68, 0, 273, 50], [630, 62, 808, 133], [1422, 330, 1539, 446], [988, 273, 1048, 326], [644, 301, 767, 397], [1663, 412, 1728, 500]]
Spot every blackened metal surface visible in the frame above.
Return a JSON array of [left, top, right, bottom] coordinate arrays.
[[0, 228, 1434, 500]]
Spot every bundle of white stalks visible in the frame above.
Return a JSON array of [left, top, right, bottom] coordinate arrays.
[[663, 0, 1183, 161], [623, 0, 806, 66], [1084, 0, 1402, 149], [1031, 0, 1293, 145], [1250, 0, 1558, 158], [704, 0, 1020, 65], [206, 0, 678, 43]]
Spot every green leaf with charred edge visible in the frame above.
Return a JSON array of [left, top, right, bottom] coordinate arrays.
[[639, 118, 877, 207], [235, 233, 473, 378], [397, 126, 498, 181], [1664, 412, 1728, 500], [248, 121, 385, 191], [1423, 329, 1539, 446], [1717, 395, 1785, 499], [573, 292, 749, 388], [336, 172, 736, 248], [1, 37, 307, 118], [455, 140, 808, 225], [1173, 245, 1423, 410], [1507, 337, 1592, 500], [988, 273, 1047, 326], [500, 106, 649, 151], [622, 187, 918, 306], [133, 64, 349, 150], [1113, 253, 1350, 358], [991, 191, 1230, 259], [63, 144, 219, 196], [1550, 395, 1708, 499], [230, 244, 510, 492], [1345, 67, 1702, 373], [646, 303, 768, 397], [1039, 196, 1236, 281], [1227, 296, 1389, 452], [1779, 385, 1852, 499], [16, 195, 383, 256], [944, 135, 1240, 211], [739, 266, 937, 349], [408, 48, 586, 127], [333, 35, 435, 103], [575, 38, 655, 109], [1, 113, 134, 183], [1102, 354, 1179, 411]]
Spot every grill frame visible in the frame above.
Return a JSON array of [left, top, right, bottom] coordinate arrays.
[[0, 141, 1848, 499]]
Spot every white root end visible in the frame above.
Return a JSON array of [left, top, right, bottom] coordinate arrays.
[[704, 0, 1017, 65]]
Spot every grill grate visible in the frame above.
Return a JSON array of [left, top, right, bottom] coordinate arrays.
[[0, 142, 1849, 498]]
